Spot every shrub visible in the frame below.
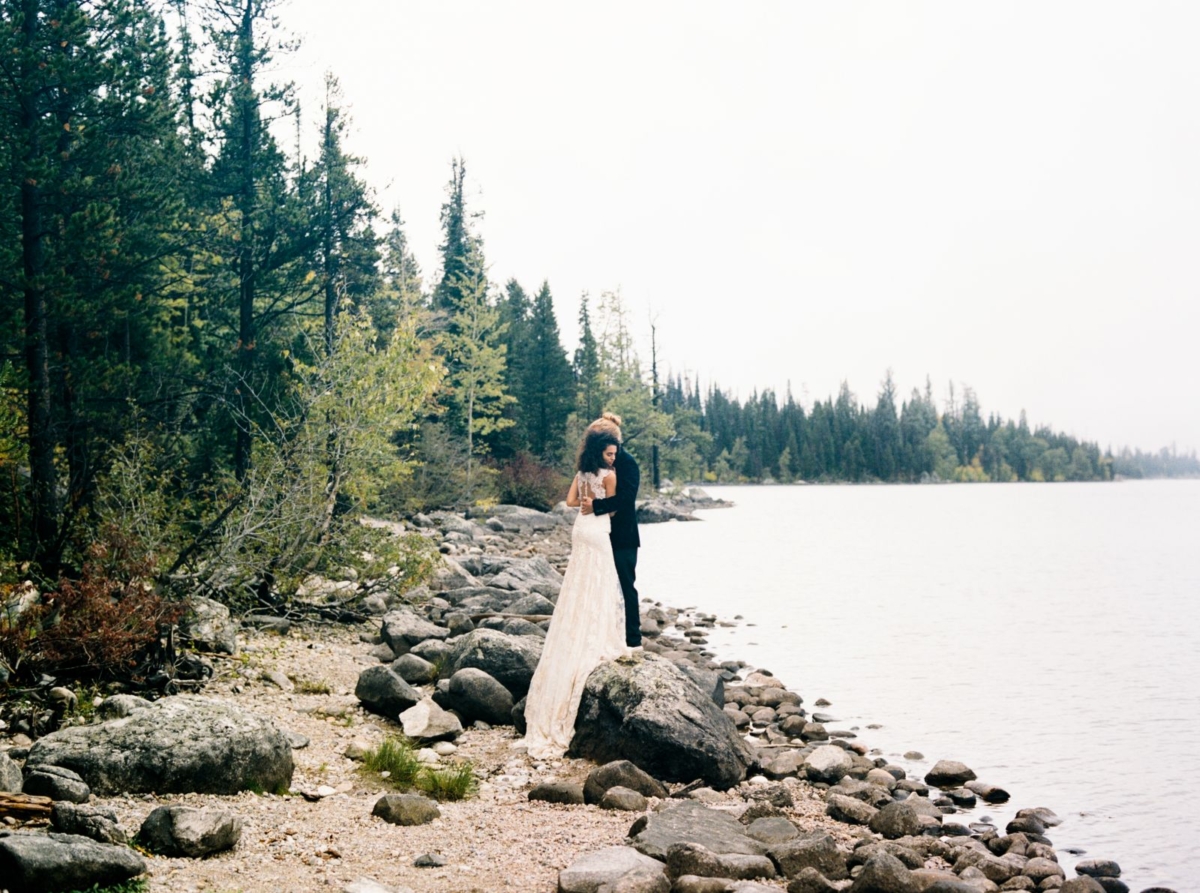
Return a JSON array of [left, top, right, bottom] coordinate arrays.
[[0, 526, 184, 683], [416, 761, 478, 801], [360, 735, 477, 801], [496, 452, 569, 511]]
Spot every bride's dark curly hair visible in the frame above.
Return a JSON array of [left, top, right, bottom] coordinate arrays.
[[576, 429, 621, 474]]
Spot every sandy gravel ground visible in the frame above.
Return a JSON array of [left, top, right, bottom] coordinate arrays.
[[72, 622, 856, 893]]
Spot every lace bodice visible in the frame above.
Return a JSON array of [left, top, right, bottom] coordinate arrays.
[[578, 468, 613, 500]]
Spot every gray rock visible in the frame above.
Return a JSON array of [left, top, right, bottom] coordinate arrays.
[[953, 849, 1021, 884], [380, 608, 450, 657], [445, 629, 544, 699], [1092, 880, 1128, 893], [571, 656, 755, 790], [924, 761, 977, 788], [95, 694, 154, 720], [868, 801, 924, 840], [51, 802, 127, 845], [599, 863, 672, 893], [512, 695, 528, 735], [764, 750, 806, 779], [1074, 861, 1120, 879], [1023, 857, 1066, 883], [915, 877, 976, 893], [850, 842, 926, 871], [399, 698, 462, 742], [745, 816, 799, 846], [355, 665, 423, 718], [391, 653, 437, 684], [601, 786, 649, 812], [456, 554, 564, 595], [24, 695, 293, 796], [558, 845, 667, 893], [849, 852, 920, 893], [1058, 879, 1105, 893], [528, 782, 584, 805], [672, 877, 736, 893], [584, 760, 669, 804], [769, 832, 849, 881], [631, 801, 767, 861], [666, 842, 776, 880], [371, 792, 440, 826], [429, 554, 481, 591], [22, 766, 90, 803], [445, 612, 475, 637], [409, 638, 453, 665], [825, 793, 879, 825], [805, 745, 853, 784], [502, 617, 548, 638], [0, 752, 22, 793], [179, 595, 239, 655], [413, 852, 447, 867], [138, 805, 242, 857], [448, 668, 516, 725], [801, 723, 828, 741], [679, 665, 725, 708], [0, 830, 146, 893], [507, 593, 556, 615], [964, 781, 1010, 803], [787, 866, 853, 893]]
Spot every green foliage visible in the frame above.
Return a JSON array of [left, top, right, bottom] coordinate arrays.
[[360, 735, 477, 801]]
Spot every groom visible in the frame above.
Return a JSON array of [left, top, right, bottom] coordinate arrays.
[[581, 413, 642, 649]]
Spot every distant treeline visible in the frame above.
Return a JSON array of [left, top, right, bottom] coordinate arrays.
[[647, 376, 1200, 484]]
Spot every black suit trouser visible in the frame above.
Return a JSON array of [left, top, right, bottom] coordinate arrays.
[[613, 547, 641, 647]]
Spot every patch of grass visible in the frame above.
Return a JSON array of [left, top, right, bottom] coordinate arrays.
[[359, 736, 477, 801], [361, 736, 422, 788], [291, 676, 332, 695], [416, 761, 478, 801]]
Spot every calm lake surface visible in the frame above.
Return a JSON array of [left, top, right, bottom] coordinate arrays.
[[639, 480, 1200, 891]]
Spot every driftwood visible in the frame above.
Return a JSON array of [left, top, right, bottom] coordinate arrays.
[[0, 791, 53, 820]]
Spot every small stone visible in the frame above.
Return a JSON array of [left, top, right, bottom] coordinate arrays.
[[1074, 859, 1121, 879], [138, 805, 243, 857], [262, 668, 294, 692], [924, 760, 976, 787], [600, 786, 649, 812], [23, 765, 91, 804], [372, 792, 440, 826], [413, 853, 447, 867], [529, 782, 585, 805]]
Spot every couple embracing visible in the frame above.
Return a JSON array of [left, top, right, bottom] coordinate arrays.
[[521, 412, 644, 760]]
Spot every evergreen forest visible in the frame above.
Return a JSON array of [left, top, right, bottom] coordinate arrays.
[[1, 1, 1196, 682]]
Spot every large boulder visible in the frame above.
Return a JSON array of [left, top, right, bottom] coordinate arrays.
[[558, 845, 668, 893], [138, 806, 242, 857], [631, 801, 767, 861], [769, 832, 849, 880], [447, 668, 515, 725], [570, 656, 754, 790], [354, 666, 422, 718], [178, 596, 239, 655], [445, 629, 543, 700], [455, 555, 564, 596], [24, 696, 293, 796], [0, 830, 146, 893], [379, 608, 449, 657]]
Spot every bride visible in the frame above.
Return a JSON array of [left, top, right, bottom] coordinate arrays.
[[520, 425, 630, 759]]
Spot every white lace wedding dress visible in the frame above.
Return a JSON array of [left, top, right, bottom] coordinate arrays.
[[520, 469, 628, 759]]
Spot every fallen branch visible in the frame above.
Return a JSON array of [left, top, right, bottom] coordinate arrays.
[[0, 791, 53, 820]]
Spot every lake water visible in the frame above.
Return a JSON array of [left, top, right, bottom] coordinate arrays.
[[639, 480, 1200, 891]]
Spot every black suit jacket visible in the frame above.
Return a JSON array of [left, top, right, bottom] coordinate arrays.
[[591, 447, 641, 549]]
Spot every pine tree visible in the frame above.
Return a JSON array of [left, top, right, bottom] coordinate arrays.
[[573, 295, 603, 422], [521, 282, 575, 460], [0, 0, 188, 571]]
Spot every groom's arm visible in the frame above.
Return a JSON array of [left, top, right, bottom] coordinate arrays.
[[592, 456, 638, 518]]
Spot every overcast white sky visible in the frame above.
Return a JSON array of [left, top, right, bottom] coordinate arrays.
[[278, 1, 1199, 452]]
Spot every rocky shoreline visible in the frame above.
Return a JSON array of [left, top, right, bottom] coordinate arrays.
[[0, 494, 1168, 893]]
